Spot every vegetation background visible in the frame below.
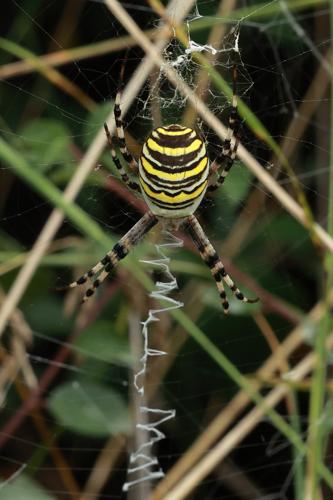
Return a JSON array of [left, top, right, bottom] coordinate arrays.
[[0, 0, 332, 498]]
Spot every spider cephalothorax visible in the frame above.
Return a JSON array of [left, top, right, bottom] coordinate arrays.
[[64, 70, 258, 313]]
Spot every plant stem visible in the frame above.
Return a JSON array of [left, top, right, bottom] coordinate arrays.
[[3, 131, 333, 488], [306, 4, 333, 497]]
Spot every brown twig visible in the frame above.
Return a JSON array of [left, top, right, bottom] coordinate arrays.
[[151, 297, 324, 498]]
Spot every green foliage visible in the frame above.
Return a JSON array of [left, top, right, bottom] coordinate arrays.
[[1, 0, 331, 497], [321, 397, 333, 432], [221, 163, 253, 209], [82, 102, 112, 147], [202, 284, 260, 315], [74, 320, 133, 366], [47, 380, 131, 437], [24, 295, 74, 337], [0, 474, 56, 500], [19, 119, 72, 173]]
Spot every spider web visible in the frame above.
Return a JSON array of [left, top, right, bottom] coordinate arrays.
[[0, 0, 330, 499], [135, 17, 253, 145]]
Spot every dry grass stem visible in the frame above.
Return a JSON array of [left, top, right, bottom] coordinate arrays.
[[2, 5, 329, 497], [162, 351, 315, 500], [253, 313, 289, 368], [105, 0, 333, 254], [0, 236, 83, 276], [182, 0, 238, 126], [80, 435, 126, 500], [253, 313, 298, 420], [0, 39, 95, 110], [223, 48, 331, 256], [0, 351, 18, 406], [164, 316, 333, 499], [15, 381, 82, 499], [81, 281, 201, 500], [128, 312, 153, 499], [0, 288, 37, 390], [10, 337, 37, 390], [275, 48, 331, 167], [215, 460, 264, 499], [0, 31, 156, 80], [0, 0, 195, 338], [152, 298, 324, 498]]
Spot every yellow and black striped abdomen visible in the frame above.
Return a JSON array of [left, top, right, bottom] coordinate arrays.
[[139, 125, 209, 218]]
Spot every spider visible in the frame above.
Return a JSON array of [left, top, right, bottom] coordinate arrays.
[[64, 66, 258, 313]]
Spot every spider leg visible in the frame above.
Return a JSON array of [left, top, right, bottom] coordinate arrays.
[[208, 64, 240, 192], [104, 122, 140, 193], [63, 212, 158, 303], [114, 91, 138, 174], [185, 215, 258, 313]]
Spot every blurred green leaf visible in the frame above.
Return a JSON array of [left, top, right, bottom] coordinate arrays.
[[19, 119, 72, 173], [82, 101, 112, 148], [48, 380, 130, 437], [74, 320, 133, 367], [0, 474, 56, 500], [24, 296, 74, 336], [0, 230, 23, 251], [210, 165, 254, 237], [222, 164, 253, 208], [201, 284, 260, 315], [268, 213, 309, 245], [318, 397, 333, 433]]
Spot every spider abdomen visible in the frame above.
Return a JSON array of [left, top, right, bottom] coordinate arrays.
[[139, 124, 209, 218]]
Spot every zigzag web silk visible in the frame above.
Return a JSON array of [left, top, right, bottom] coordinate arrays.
[[123, 231, 183, 492]]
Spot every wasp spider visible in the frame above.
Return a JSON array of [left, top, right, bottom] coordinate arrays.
[[65, 68, 258, 313]]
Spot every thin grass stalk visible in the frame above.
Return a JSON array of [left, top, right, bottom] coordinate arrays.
[[161, 349, 316, 500], [171, 310, 333, 491], [223, 48, 331, 259], [15, 382, 81, 500], [159, 322, 333, 499], [104, 0, 333, 490], [181, 0, 238, 127], [106, 0, 333, 253], [0, 38, 95, 110], [305, 8, 333, 498], [169, 26, 318, 248], [0, 0, 194, 339], [253, 313, 304, 500], [80, 282, 197, 500], [2, 122, 332, 488], [306, 315, 331, 498], [0, 7, 325, 481], [191, 0, 327, 29], [0, 0, 325, 82], [328, 5, 333, 316], [0, 31, 156, 80], [2, 2, 332, 492], [0, 139, 114, 252], [80, 435, 126, 500], [153, 298, 326, 498]]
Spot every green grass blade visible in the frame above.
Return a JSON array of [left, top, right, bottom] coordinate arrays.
[[306, 3, 333, 496], [2, 135, 333, 489]]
